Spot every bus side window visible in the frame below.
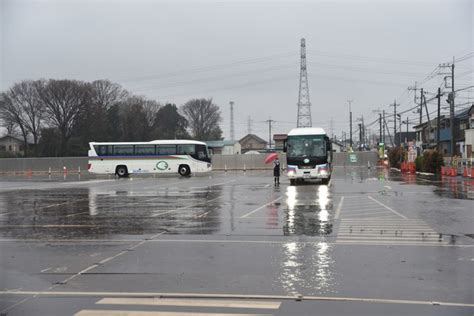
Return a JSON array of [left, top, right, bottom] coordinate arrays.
[[177, 145, 195, 155], [135, 145, 156, 156], [95, 145, 108, 156], [157, 145, 177, 155]]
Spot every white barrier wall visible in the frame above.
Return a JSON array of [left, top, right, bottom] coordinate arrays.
[[0, 152, 379, 173]]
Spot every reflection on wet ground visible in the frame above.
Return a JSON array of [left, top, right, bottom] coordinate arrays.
[[278, 241, 337, 295], [284, 185, 333, 236], [0, 168, 472, 241]]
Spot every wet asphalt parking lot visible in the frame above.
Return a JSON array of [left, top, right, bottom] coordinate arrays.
[[0, 168, 473, 316]]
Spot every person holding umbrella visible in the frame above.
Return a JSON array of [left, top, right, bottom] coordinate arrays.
[[264, 153, 280, 185], [273, 157, 281, 186]]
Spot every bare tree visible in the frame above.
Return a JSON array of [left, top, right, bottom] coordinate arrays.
[[90, 80, 128, 110], [118, 96, 149, 141], [37, 79, 91, 155], [142, 99, 162, 128], [181, 98, 223, 140], [3, 80, 46, 155], [0, 92, 30, 155]]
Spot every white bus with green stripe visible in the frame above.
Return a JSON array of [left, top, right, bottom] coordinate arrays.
[[88, 140, 212, 177]]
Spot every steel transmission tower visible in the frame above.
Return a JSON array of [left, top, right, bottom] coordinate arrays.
[[229, 101, 235, 141], [296, 38, 312, 127]]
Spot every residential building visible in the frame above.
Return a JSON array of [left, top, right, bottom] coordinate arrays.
[[205, 140, 241, 155], [0, 135, 25, 156], [239, 134, 267, 154], [273, 134, 287, 151], [394, 132, 417, 147], [413, 105, 473, 157]]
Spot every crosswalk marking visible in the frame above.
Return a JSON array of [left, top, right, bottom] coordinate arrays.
[[337, 196, 446, 245], [74, 297, 280, 316], [96, 298, 281, 309], [75, 311, 272, 316]]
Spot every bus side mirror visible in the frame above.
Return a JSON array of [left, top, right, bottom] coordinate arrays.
[[283, 140, 287, 152]]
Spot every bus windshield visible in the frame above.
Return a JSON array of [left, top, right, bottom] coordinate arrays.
[[287, 135, 326, 158]]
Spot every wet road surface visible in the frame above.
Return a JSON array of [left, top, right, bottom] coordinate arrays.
[[0, 168, 473, 315]]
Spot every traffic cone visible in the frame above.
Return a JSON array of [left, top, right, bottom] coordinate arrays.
[[450, 167, 457, 177]]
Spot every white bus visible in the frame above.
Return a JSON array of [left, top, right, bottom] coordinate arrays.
[[283, 127, 332, 185], [88, 140, 212, 177]]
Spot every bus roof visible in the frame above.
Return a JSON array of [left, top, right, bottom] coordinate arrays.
[[287, 127, 327, 136], [89, 140, 207, 146]]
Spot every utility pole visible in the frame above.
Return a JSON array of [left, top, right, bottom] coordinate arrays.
[[358, 123, 362, 151], [423, 94, 430, 124], [362, 115, 366, 148], [379, 113, 382, 144], [382, 110, 386, 145], [437, 87, 441, 152], [229, 101, 235, 141], [329, 117, 334, 140], [451, 59, 455, 156], [347, 99, 353, 149], [383, 112, 394, 147], [398, 115, 402, 148], [439, 59, 455, 156], [390, 100, 398, 146], [265, 119, 275, 149]]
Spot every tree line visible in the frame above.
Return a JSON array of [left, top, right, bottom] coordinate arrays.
[[0, 79, 223, 157]]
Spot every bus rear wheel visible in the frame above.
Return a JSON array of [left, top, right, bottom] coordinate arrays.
[[116, 165, 129, 178], [290, 179, 296, 186], [178, 165, 191, 177]]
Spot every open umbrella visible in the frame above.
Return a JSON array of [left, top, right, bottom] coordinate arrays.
[[264, 152, 278, 164]]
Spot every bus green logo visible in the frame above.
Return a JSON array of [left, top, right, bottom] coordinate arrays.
[[156, 161, 168, 170]]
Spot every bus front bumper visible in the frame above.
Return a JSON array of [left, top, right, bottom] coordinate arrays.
[[287, 166, 330, 180]]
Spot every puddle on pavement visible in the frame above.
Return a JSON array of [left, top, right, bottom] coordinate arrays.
[[0, 185, 225, 239]]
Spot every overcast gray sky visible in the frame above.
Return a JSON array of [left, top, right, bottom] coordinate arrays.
[[1, 0, 473, 141]]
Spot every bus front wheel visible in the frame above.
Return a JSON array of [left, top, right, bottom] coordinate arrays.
[[178, 165, 191, 176], [116, 165, 129, 178]]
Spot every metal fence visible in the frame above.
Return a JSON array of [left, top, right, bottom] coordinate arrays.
[[0, 152, 379, 173]]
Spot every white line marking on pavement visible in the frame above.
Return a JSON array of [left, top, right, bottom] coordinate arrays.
[[190, 180, 237, 189], [65, 212, 89, 218], [367, 196, 407, 219], [61, 180, 115, 186], [240, 196, 283, 218], [76, 310, 272, 316], [334, 196, 344, 219], [151, 197, 222, 217], [52, 232, 166, 286], [96, 298, 281, 309], [2, 291, 473, 308]]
